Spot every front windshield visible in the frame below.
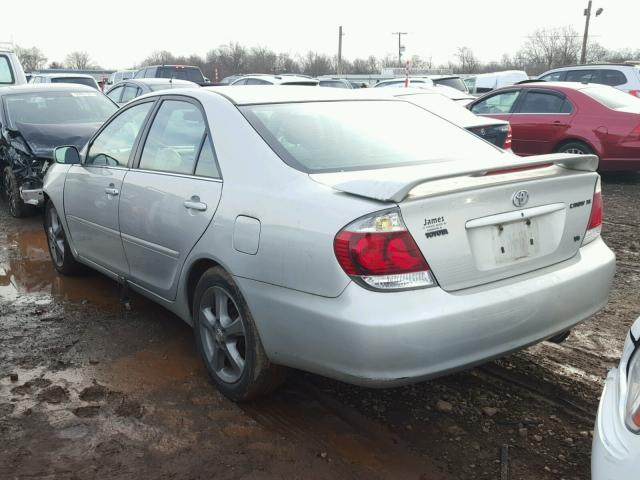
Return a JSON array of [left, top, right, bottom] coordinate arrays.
[[4, 91, 118, 128], [241, 100, 498, 173]]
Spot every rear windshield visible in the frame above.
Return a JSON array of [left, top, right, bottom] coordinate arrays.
[[0, 55, 15, 84], [582, 86, 640, 110], [281, 81, 318, 86], [240, 100, 498, 173], [433, 77, 468, 93], [157, 67, 203, 83], [51, 77, 98, 89], [3, 91, 117, 128]]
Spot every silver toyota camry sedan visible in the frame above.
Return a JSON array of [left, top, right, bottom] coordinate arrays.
[[43, 86, 615, 401]]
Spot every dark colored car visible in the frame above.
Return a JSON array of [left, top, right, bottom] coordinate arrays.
[[0, 84, 118, 217], [134, 65, 213, 86], [468, 82, 640, 170]]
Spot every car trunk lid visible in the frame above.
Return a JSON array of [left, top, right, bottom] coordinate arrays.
[[312, 153, 599, 291]]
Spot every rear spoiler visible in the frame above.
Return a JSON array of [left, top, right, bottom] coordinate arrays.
[[311, 154, 598, 203]]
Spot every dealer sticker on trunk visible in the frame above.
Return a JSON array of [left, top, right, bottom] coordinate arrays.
[[423, 216, 449, 239]]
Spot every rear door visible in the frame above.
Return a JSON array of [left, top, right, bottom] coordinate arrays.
[[64, 101, 155, 274], [118, 97, 222, 300], [509, 89, 574, 155]]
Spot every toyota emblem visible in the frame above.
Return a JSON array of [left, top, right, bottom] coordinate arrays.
[[512, 190, 529, 208]]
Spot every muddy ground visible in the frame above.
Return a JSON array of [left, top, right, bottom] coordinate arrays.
[[1, 173, 638, 480]]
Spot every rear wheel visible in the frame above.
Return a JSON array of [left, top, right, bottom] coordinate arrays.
[[193, 267, 286, 401], [44, 200, 86, 275], [3, 166, 37, 218], [555, 141, 593, 155]]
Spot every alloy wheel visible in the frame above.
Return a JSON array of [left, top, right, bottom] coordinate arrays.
[[199, 286, 247, 383], [564, 147, 586, 154], [47, 206, 65, 267]]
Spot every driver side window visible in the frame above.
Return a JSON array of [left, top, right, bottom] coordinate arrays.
[[86, 102, 152, 167], [471, 91, 521, 115]]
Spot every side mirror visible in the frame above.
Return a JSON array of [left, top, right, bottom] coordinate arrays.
[[54, 146, 81, 165]]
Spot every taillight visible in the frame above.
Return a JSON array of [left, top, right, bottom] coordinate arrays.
[[334, 209, 435, 290], [502, 123, 512, 149], [625, 347, 640, 434], [582, 176, 602, 245], [629, 90, 640, 98]]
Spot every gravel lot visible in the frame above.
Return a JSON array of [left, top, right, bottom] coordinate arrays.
[[1, 172, 638, 480]]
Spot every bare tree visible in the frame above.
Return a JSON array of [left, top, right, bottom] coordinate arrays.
[[65, 51, 93, 69], [15, 46, 47, 72], [455, 47, 479, 73], [300, 51, 333, 77], [49, 61, 64, 69], [517, 26, 580, 74]]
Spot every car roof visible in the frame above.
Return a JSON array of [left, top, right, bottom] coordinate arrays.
[[202, 85, 389, 105], [129, 78, 197, 86], [543, 64, 640, 72], [492, 81, 600, 93], [0, 83, 99, 96]]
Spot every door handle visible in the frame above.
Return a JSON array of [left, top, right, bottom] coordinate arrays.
[[184, 195, 207, 211], [105, 187, 119, 196]]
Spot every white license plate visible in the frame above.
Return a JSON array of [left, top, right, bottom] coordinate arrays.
[[491, 219, 540, 265]]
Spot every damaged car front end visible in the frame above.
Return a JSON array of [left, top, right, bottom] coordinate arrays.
[[0, 84, 118, 217]]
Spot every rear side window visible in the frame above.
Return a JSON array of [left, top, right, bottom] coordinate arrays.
[[195, 134, 220, 178], [0, 55, 15, 84], [518, 91, 570, 114], [246, 78, 271, 85], [600, 69, 627, 86], [139, 100, 206, 175]]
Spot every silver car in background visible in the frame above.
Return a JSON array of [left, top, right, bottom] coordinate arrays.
[[105, 78, 199, 106], [43, 86, 615, 401]]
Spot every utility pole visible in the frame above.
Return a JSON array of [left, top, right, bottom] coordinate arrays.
[[337, 26, 344, 75], [581, 1, 603, 64], [392, 32, 407, 67]]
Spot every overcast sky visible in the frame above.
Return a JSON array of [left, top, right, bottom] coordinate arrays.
[[4, 0, 637, 69]]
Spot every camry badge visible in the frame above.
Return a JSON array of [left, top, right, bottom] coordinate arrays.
[[512, 190, 529, 208]]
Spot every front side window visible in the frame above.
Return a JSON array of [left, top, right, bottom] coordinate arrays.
[[139, 100, 206, 174], [0, 55, 14, 84], [518, 91, 570, 114], [86, 102, 152, 167], [470, 90, 521, 114], [241, 100, 498, 173]]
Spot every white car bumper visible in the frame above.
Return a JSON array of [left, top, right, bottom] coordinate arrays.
[[592, 360, 640, 478]]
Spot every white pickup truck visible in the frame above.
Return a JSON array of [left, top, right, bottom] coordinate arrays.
[[0, 43, 27, 86]]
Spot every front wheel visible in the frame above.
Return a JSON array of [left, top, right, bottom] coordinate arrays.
[[3, 166, 37, 218], [193, 267, 286, 401], [44, 200, 86, 275]]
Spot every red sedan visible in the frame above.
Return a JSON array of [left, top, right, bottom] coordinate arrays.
[[468, 82, 640, 170]]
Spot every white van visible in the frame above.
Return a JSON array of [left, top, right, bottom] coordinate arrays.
[[465, 70, 528, 95], [0, 43, 27, 86]]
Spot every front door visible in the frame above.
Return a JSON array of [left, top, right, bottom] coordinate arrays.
[[64, 101, 154, 274], [119, 98, 222, 300], [469, 89, 522, 129]]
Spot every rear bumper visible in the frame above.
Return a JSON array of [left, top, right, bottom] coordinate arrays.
[[592, 368, 640, 479], [20, 187, 44, 206], [237, 238, 615, 387]]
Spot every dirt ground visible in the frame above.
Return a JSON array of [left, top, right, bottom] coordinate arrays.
[[1, 172, 638, 480]]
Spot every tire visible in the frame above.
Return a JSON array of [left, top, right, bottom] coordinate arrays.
[[3, 166, 37, 218], [44, 200, 87, 276], [555, 141, 594, 156], [547, 330, 571, 344], [192, 267, 286, 401]]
